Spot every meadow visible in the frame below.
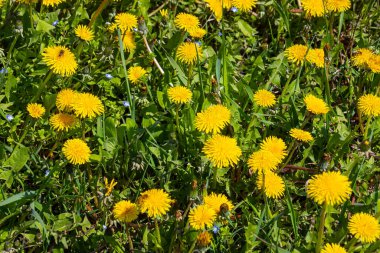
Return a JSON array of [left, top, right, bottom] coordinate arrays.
[[0, 0, 379, 252]]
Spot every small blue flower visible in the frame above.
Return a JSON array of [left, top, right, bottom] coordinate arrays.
[[133, 28, 138, 32], [231, 7, 238, 13], [52, 20, 59, 26], [105, 73, 113, 79], [6, 114, 13, 121], [102, 225, 107, 230], [212, 225, 220, 234], [195, 41, 202, 46], [122, 101, 130, 107], [218, 32, 223, 36], [0, 68, 8, 74], [45, 170, 50, 176]]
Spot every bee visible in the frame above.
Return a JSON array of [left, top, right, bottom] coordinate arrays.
[[219, 203, 230, 215], [58, 49, 65, 57]]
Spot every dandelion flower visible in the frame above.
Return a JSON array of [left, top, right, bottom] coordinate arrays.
[[290, 128, 314, 142], [203, 135, 242, 168], [301, 0, 325, 17], [159, 9, 168, 18], [75, 25, 94, 41], [72, 93, 104, 118], [197, 231, 212, 247], [127, 66, 147, 84], [104, 178, 117, 197], [189, 27, 207, 38], [285, 45, 308, 65], [321, 243, 347, 253], [260, 136, 287, 162], [113, 200, 139, 223], [257, 171, 285, 199], [50, 113, 77, 131], [56, 89, 77, 111], [358, 94, 380, 117], [195, 104, 231, 134], [0, 0, 4, 7], [232, 0, 257, 12], [204, 193, 234, 214], [368, 54, 380, 73], [304, 94, 329, 115], [138, 189, 172, 218], [121, 31, 136, 52], [115, 13, 138, 31], [42, 46, 78, 76], [326, 0, 351, 12], [27, 103, 45, 119], [248, 150, 280, 173], [174, 13, 200, 32], [189, 205, 216, 230], [168, 86, 192, 104], [348, 213, 380, 243], [177, 42, 202, 65], [205, 0, 232, 21], [352, 48, 374, 67], [307, 171, 352, 205], [107, 22, 118, 33], [42, 0, 65, 6], [253, 90, 276, 107], [62, 138, 91, 165], [306, 48, 325, 68]]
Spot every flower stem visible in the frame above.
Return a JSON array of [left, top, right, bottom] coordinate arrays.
[[88, 0, 110, 27], [315, 202, 328, 253], [363, 116, 372, 140], [126, 224, 134, 252], [212, 167, 218, 188], [187, 236, 197, 253], [31, 71, 53, 102], [155, 219, 162, 251]]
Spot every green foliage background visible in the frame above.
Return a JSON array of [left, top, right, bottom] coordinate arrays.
[[0, 0, 379, 252]]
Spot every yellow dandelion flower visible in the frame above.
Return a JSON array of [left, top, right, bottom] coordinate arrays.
[[195, 104, 231, 134], [306, 48, 325, 68], [72, 93, 104, 118], [326, 0, 351, 12], [159, 9, 168, 18], [120, 31, 136, 52], [27, 103, 45, 119], [42, 0, 65, 6], [115, 13, 138, 31], [104, 178, 118, 197], [368, 54, 380, 73], [189, 27, 207, 38], [204, 193, 234, 214], [113, 200, 139, 223], [253, 89, 276, 107], [352, 48, 374, 67], [232, 0, 257, 12], [321, 243, 347, 253], [107, 22, 118, 33], [42, 46, 78, 76], [289, 128, 314, 142], [127, 66, 147, 84], [167, 86, 192, 104], [138, 189, 172, 218], [75, 25, 94, 42], [304, 94, 329, 115], [257, 171, 285, 199], [301, 0, 325, 17], [197, 231, 212, 247], [62, 138, 91, 165], [205, 0, 224, 21], [306, 171, 352, 205], [248, 150, 280, 173], [285, 44, 309, 65], [189, 205, 216, 230], [0, 0, 4, 7], [49, 113, 77, 131], [56, 89, 77, 111], [174, 13, 200, 32], [348, 213, 380, 243], [177, 42, 202, 65], [260, 136, 287, 162], [203, 135, 242, 168], [358, 94, 380, 117]]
